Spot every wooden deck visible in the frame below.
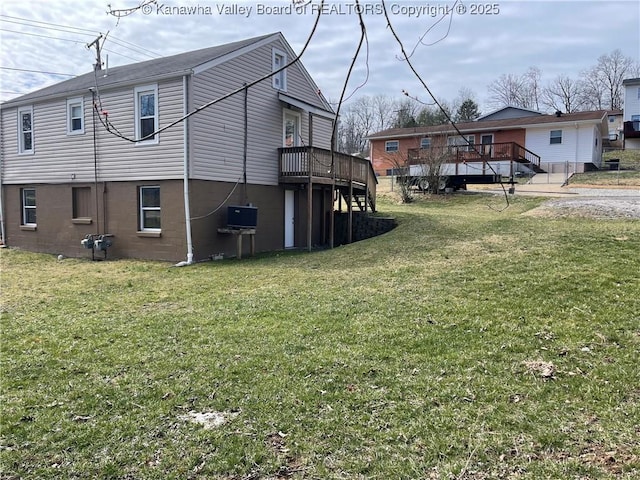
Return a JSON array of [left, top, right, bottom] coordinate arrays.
[[279, 146, 377, 211], [408, 142, 544, 173]]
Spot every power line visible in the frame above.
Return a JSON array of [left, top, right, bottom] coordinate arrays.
[[381, 0, 510, 209], [0, 14, 99, 34], [0, 66, 76, 77], [108, 35, 160, 58], [0, 28, 87, 44], [102, 47, 145, 63], [94, 1, 327, 144], [0, 14, 160, 59], [0, 18, 96, 38]]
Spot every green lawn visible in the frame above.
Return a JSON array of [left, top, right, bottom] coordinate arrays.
[[2, 194, 639, 479]]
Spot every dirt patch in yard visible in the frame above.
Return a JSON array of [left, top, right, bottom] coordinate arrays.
[[523, 197, 640, 220]]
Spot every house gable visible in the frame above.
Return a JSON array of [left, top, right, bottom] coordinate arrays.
[[189, 34, 335, 186], [477, 106, 543, 122]]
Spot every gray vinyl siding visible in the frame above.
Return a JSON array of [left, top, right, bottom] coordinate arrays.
[[312, 115, 334, 150], [190, 38, 329, 185], [1, 78, 185, 184]]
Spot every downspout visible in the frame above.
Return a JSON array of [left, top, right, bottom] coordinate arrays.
[[180, 74, 194, 265], [243, 83, 248, 204], [0, 127, 5, 246]]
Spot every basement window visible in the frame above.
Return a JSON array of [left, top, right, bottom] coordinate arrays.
[[139, 186, 161, 232], [72, 187, 92, 223], [21, 188, 36, 227], [550, 130, 562, 145]]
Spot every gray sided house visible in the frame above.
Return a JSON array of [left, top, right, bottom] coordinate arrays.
[[0, 33, 376, 262]]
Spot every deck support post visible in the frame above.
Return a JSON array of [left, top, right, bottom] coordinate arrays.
[[348, 155, 353, 244], [329, 180, 335, 248], [307, 160, 313, 252]]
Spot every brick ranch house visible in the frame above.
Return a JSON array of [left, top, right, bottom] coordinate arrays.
[[368, 107, 610, 178], [0, 33, 378, 262]]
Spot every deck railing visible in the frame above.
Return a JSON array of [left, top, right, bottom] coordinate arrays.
[[279, 146, 377, 189], [407, 142, 541, 169]]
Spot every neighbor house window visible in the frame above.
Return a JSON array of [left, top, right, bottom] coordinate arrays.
[[21, 188, 36, 226], [447, 135, 474, 150], [465, 135, 475, 152], [67, 98, 84, 134], [18, 106, 34, 154], [139, 186, 161, 231], [385, 140, 399, 152], [272, 48, 287, 91], [134, 85, 158, 143], [420, 138, 431, 149], [608, 116, 615, 123], [550, 130, 562, 144], [72, 187, 92, 219]]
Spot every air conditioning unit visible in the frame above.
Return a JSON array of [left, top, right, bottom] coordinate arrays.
[[227, 205, 258, 229]]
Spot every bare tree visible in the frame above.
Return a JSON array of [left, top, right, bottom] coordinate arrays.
[[542, 75, 585, 113], [371, 94, 397, 131], [594, 49, 634, 110], [487, 73, 527, 109], [382, 150, 414, 203], [414, 135, 452, 194], [579, 66, 606, 110], [523, 67, 542, 111], [393, 97, 421, 127], [336, 95, 398, 155], [487, 67, 542, 111]]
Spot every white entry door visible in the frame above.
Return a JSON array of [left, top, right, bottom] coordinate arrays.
[[284, 190, 295, 248]]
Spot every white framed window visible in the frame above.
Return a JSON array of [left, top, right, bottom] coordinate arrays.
[[637, 87, 640, 100], [272, 48, 287, 91], [134, 84, 158, 144], [464, 134, 475, 152], [420, 137, 431, 149], [550, 130, 562, 145], [66, 98, 84, 135], [283, 109, 301, 147], [139, 186, 161, 231], [21, 188, 36, 226], [385, 140, 399, 152], [18, 106, 34, 154]]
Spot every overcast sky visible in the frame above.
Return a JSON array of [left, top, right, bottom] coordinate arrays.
[[1, 0, 638, 114]]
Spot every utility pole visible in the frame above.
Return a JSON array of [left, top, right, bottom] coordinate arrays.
[[87, 34, 104, 71]]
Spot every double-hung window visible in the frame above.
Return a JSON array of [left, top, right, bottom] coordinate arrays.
[[18, 106, 34, 154], [550, 130, 562, 145], [272, 48, 287, 91], [67, 98, 84, 134], [385, 140, 399, 152], [420, 137, 431, 149], [21, 188, 36, 226], [139, 186, 161, 231], [134, 85, 158, 144]]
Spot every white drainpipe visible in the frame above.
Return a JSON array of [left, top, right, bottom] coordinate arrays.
[[179, 74, 194, 266], [0, 155, 5, 246]]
